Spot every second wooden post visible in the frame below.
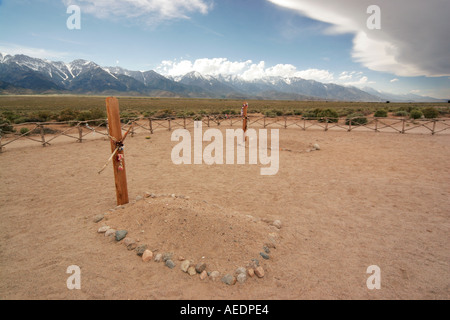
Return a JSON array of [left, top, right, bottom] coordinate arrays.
[[106, 97, 129, 206]]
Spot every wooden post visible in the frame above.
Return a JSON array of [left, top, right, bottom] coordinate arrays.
[[432, 120, 436, 135], [106, 97, 129, 206], [401, 119, 405, 134], [168, 119, 172, 131], [348, 118, 352, 132], [284, 116, 287, 129], [325, 118, 329, 131], [0, 134, 3, 153], [375, 118, 378, 132], [183, 117, 186, 129], [264, 115, 267, 128], [149, 118, 153, 134], [242, 102, 248, 142], [39, 124, 47, 147], [78, 124, 83, 143]]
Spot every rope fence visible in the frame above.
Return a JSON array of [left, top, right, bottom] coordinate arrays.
[[1, 115, 449, 152]]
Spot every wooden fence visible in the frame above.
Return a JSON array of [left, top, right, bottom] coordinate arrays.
[[1, 115, 449, 152]]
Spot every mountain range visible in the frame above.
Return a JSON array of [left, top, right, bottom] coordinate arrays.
[[0, 53, 445, 102]]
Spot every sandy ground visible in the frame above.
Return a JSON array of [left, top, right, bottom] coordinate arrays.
[[0, 125, 449, 300]]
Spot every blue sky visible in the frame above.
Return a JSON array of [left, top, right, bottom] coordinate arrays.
[[0, 0, 449, 98]]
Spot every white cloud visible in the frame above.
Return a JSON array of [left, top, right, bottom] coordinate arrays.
[[390, 78, 399, 83], [0, 43, 69, 61], [156, 58, 338, 82], [62, 0, 212, 24], [267, 0, 450, 77]]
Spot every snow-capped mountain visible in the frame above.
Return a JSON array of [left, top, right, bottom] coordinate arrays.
[[0, 53, 404, 101]]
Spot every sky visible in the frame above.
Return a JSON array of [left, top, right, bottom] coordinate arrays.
[[0, 0, 449, 98]]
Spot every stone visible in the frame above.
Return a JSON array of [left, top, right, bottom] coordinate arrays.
[[247, 268, 255, 278], [165, 259, 176, 269], [248, 259, 260, 268], [115, 230, 128, 241], [272, 220, 282, 229], [263, 246, 271, 254], [255, 266, 265, 278], [142, 250, 153, 262], [264, 241, 276, 249], [105, 229, 116, 237], [93, 214, 104, 223], [180, 260, 191, 273], [154, 253, 162, 262], [235, 267, 247, 276], [313, 143, 321, 150], [195, 262, 207, 274], [260, 252, 270, 260], [187, 266, 197, 276], [97, 226, 110, 233], [135, 195, 143, 201], [221, 274, 236, 286], [135, 244, 148, 256], [123, 238, 137, 250], [162, 253, 173, 262], [199, 270, 208, 280], [209, 271, 220, 281], [237, 273, 247, 284]]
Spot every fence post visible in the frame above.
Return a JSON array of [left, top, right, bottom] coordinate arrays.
[[39, 124, 47, 147], [207, 116, 210, 128], [149, 118, 153, 134], [105, 97, 129, 206], [325, 118, 329, 131], [168, 119, 172, 131], [348, 119, 352, 132], [131, 121, 135, 137], [0, 134, 3, 153], [401, 119, 405, 134], [284, 116, 287, 129], [264, 116, 266, 128], [183, 117, 186, 129], [77, 123, 83, 143], [432, 120, 436, 135], [375, 118, 378, 132]]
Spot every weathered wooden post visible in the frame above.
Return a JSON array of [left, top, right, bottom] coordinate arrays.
[[149, 118, 153, 134], [77, 124, 83, 143], [106, 97, 129, 206], [242, 102, 248, 142]]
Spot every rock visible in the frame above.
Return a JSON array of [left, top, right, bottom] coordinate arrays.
[[209, 271, 220, 281], [93, 214, 104, 223], [221, 274, 236, 286], [200, 270, 208, 280], [255, 266, 265, 278], [162, 253, 173, 262], [263, 246, 271, 254], [235, 267, 247, 276], [260, 252, 270, 260], [187, 266, 197, 276], [135, 195, 143, 201], [154, 253, 162, 262], [180, 260, 191, 273], [123, 238, 136, 250], [272, 220, 282, 229], [135, 244, 148, 256], [247, 268, 255, 278], [313, 143, 320, 151], [165, 260, 176, 269], [248, 259, 260, 268], [237, 273, 247, 284], [115, 230, 128, 241], [105, 229, 116, 237], [195, 262, 207, 274], [97, 226, 110, 233], [264, 241, 276, 249], [142, 250, 153, 262]]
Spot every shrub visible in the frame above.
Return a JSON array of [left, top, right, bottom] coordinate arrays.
[[410, 109, 423, 120], [394, 110, 409, 117], [346, 113, 368, 125], [58, 108, 79, 122], [0, 118, 15, 135], [293, 110, 303, 116], [20, 127, 30, 135], [317, 109, 339, 123], [374, 109, 388, 117], [422, 107, 439, 119]]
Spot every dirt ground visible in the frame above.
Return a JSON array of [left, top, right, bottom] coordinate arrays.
[[0, 126, 449, 300]]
